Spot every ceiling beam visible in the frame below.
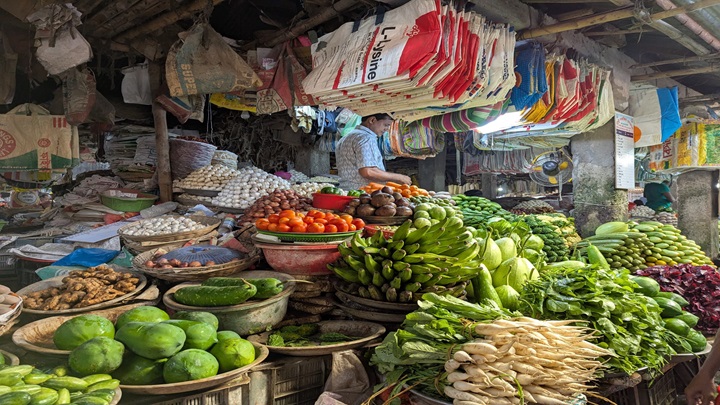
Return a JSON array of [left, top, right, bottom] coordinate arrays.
[[679, 92, 720, 103], [631, 65, 720, 81], [519, 0, 720, 39], [632, 53, 720, 68], [523, 0, 603, 3], [262, 0, 361, 47], [585, 28, 648, 36], [556, 9, 595, 21]]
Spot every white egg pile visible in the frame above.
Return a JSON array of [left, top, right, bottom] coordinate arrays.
[[121, 216, 205, 237], [309, 176, 338, 183], [212, 166, 292, 209], [291, 182, 336, 198], [178, 165, 241, 191], [288, 169, 310, 183]]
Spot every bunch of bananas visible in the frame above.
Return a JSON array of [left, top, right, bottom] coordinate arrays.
[[632, 222, 714, 266], [521, 215, 569, 263], [329, 217, 481, 303]]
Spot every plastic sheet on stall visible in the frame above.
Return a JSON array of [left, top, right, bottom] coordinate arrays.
[[629, 85, 682, 147]]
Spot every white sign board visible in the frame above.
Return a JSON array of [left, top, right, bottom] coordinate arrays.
[[614, 112, 635, 189]]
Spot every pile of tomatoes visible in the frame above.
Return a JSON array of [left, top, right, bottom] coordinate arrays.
[[255, 209, 365, 233]]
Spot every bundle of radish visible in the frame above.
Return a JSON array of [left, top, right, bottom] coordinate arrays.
[[444, 318, 609, 405]]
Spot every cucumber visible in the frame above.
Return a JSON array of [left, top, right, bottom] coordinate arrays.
[[0, 373, 23, 386], [11, 385, 41, 395], [41, 377, 88, 392], [664, 318, 691, 337], [687, 329, 708, 352], [676, 312, 700, 328], [0, 366, 34, 377], [80, 375, 111, 386], [173, 284, 257, 307], [629, 276, 660, 297], [653, 297, 683, 318], [655, 291, 689, 307], [85, 379, 119, 392], [201, 278, 283, 299], [29, 388, 59, 405], [0, 391, 32, 405]]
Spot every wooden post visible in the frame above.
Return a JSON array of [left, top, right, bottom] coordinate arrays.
[[148, 62, 173, 202], [519, 0, 720, 39], [631, 65, 720, 81]]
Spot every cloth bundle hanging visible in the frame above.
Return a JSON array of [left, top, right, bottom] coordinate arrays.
[[419, 100, 506, 132], [388, 121, 444, 159], [59, 67, 96, 125], [303, 1, 515, 119], [256, 42, 316, 115], [510, 42, 547, 110], [629, 85, 682, 147], [0, 31, 17, 104]]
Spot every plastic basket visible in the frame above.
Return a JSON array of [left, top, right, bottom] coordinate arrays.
[[121, 375, 250, 405], [312, 193, 354, 211], [604, 369, 676, 405], [248, 355, 332, 405], [100, 189, 158, 212]]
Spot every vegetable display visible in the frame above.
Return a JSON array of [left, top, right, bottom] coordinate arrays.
[[360, 182, 429, 198], [510, 199, 555, 214], [177, 164, 240, 192], [50, 307, 256, 386], [212, 166, 292, 209], [444, 318, 609, 405], [291, 182, 335, 198], [172, 277, 284, 307], [654, 211, 678, 226], [521, 215, 569, 263], [520, 262, 677, 375], [255, 209, 365, 233], [629, 205, 656, 218], [636, 264, 720, 335], [239, 190, 313, 223], [631, 221, 713, 266], [266, 324, 355, 347], [120, 216, 206, 237], [452, 195, 517, 228], [329, 216, 479, 303], [347, 186, 414, 218], [574, 222, 652, 272], [22, 266, 140, 310]]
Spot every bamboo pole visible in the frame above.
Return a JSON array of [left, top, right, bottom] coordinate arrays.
[[114, 0, 225, 43], [585, 28, 649, 36], [632, 53, 720, 68], [556, 8, 594, 21], [263, 0, 359, 47], [519, 0, 720, 39], [148, 62, 173, 202], [631, 65, 720, 81], [679, 92, 720, 103]]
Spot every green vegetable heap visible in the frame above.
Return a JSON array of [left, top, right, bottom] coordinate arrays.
[[533, 214, 581, 248], [451, 195, 517, 228], [521, 261, 678, 375], [266, 324, 355, 347], [409, 196, 457, 207], [632, 221, 714, 267], [521, 215, 569, 263], [329, 215, 482, 303]]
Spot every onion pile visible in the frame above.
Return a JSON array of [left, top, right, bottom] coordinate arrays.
[[212, 166, 292, 209], [291, 182, 336, 198], [309, 176, 338, 183], [121, 216, 205, 237], [177, 165, 241, 191], [240, 189, 312, 222]]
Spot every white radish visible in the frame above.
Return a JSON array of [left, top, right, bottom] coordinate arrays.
[[462, 342, 498, 355], [445, 359, 462, 373], [453, 350, 475, 364], [447, 371, 470, 383]]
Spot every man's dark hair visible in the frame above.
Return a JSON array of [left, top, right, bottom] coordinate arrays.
[[362, 113, 393, 122]]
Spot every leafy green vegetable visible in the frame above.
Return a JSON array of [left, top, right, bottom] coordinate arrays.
[[519, 265, 676, 375], [318, 332, 354, 342], [267, 333, 285, 347]]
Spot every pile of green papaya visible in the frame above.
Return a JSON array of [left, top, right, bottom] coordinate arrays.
[[173, 277, 284, 307], [631, 275, 708, 354], [52, 306, 258, 387]]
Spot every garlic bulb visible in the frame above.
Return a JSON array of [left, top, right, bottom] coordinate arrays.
[[212, 166, 292, 209], [121, 216, 205, 236], [291, 182, 336, 198], [177, 165, 242, 191], [288, 169, 310, 183]]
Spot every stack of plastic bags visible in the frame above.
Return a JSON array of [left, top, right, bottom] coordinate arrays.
[[302, 0, 515, 120]]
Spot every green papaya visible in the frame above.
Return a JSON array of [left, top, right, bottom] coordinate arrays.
[[209, 338, 256, 372], [115, 307, 169, 330], [111, 352, 165, 385], [171, 311, 219, 331], [216, 331, 241, 342], [68, 337, 124, 376], [53, 315, 115, 351], [115, 322, 185, 360], [163, 350, 219, 383], [162, 320, 218, 350]]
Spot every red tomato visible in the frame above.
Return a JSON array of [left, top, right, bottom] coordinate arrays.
[[348, 224, 357, 231], [339, 214, 354, 225], [278, 217, 291, 225], [255, 219, 270, 230], [311, 210, 326, 219], [288, 218, 304, 228], [325, 224, 338, 233], [308, 223, 325, 233], [277, 224, 291, 232], [352, 218, 366, 229], [292, 224, 307, 233], [303, 216, 315, 224], [267, 223, 279, 232], [308, 209, 321, 217], [314, 218, 328, 225], [279, 210, 296, 219], [268, 214, 280, 224], [335, 221, 349, 232]]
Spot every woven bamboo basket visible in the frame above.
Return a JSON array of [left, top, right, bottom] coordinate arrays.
[[118, 215, 221, 243], [12, 302, 157, 356], [132, 247, 261, 282], [0, 348, 19, 365], [122, 232, 218, 255]]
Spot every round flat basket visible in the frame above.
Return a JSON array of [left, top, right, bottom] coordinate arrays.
[[335, 290, 418, 311], [248, 320, 385, 357], [175, 195, 215, 207], [133, 248, 260, 282], [358, 216, 411, 226], [118, 216, 221, 243], [182, 188, 221, 197], [669, 344, 712, 363], [257, 230, 359, 243], [334, 302, 407, 323], [119, 343, 267, 395], [0, 348, 20, 365], [213, 206, 245, 214], [408, 388, 452, 405], [0, 293, 22, 337], [12, 302, 157, 356], [17, 271, 147, 317]]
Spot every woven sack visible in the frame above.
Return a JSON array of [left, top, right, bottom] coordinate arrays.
[[169, 139, 217, 180]]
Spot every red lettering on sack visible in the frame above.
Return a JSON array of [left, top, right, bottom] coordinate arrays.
[[0, 130, 17, 157], [40, 151, 50, 169], [37, 138, 51, 148]]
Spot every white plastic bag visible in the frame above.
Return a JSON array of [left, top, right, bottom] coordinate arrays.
[[35, 26, 92, 75], [121, 62, 152, 105], [314, 351, 371, 405]]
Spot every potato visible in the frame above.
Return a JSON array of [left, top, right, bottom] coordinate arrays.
[[375, 205, 397, 217], [356, 204, 376, 217], [371, 193, 395, 208]]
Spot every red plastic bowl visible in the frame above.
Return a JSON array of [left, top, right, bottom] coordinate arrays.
[[312, 193, 354, 211], [254, 241, 340, 275], [363, 225, 395, 239]]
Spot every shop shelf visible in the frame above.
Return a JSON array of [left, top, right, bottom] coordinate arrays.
[[248, 355, 333, 405]]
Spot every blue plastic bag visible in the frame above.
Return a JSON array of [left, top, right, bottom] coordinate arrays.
[[53, 248, 120, 267]]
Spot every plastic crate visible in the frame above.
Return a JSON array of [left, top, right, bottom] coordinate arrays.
[[604, 370, 677, 405], [248, 355, 332, 405], [123, 375, 250, 405]]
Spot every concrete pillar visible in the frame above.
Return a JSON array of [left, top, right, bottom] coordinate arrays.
[[418, 148, 447, 191], [295, 147, 330, 177], [571, 121, 628, 237], [676, 170, 719, 259], [482, 173, 497, 199]]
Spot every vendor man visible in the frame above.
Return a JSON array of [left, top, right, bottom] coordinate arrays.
[[335, 113, 412, 190], [643, 180, 675, 211]]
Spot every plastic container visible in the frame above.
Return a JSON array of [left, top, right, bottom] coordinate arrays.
[[312, 193, 354, 211], [604, 369, 676, 405], [253, 242, 340, 275], [101, 189, 158, 212]]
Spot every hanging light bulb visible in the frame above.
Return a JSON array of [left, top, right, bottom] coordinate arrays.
[[241, 111, 250, 120]]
